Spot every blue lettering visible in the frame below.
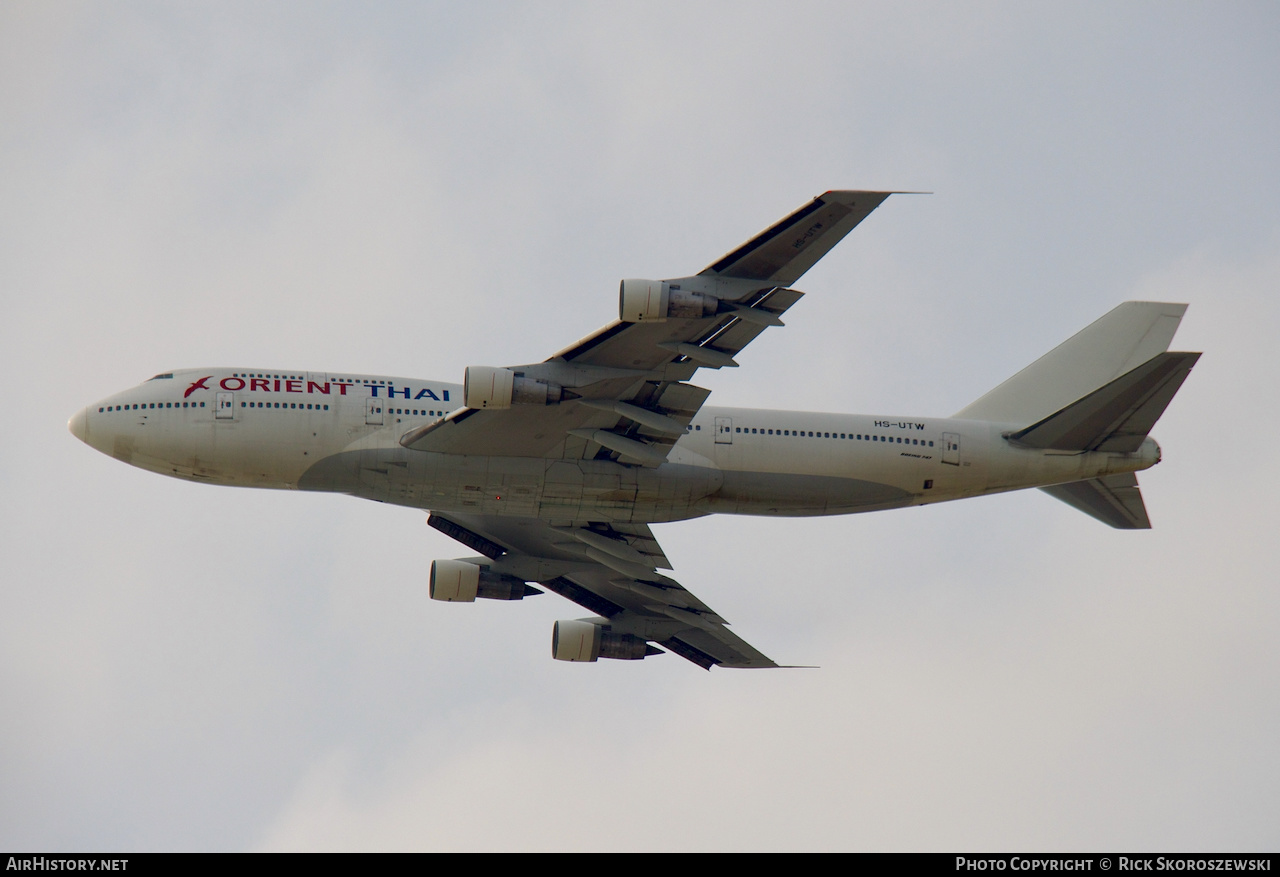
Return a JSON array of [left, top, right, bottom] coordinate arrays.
[[389, 386, 410, 398], [368, 385, 380, 397], [415, 388, 440, 401]]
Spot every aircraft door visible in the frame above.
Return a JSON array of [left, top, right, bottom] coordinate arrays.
[[365, 397, 384, 425], [942, 432, 960, 465], [715, 416, 733, 444], [216, 392, 235, 420]]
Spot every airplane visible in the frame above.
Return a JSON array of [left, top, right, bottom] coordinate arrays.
[[68, 191, 1200, 670]]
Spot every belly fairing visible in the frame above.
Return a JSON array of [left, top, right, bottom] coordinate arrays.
[[703, 470, 912, 516], [298, 450, 725, 524]]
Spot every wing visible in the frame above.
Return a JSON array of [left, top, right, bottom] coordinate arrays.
[[401, 191, 895, 466], [428, 512, 778, 669]]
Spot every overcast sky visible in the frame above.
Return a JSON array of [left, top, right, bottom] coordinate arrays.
[[3, 1, 1278, 852]]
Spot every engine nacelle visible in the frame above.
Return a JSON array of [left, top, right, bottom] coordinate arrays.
[[551, 619, 653, 662], [619, 279, 717, 323], [463, 366, 562, 409], [430, 559, 481, 601], [430, 559, 537, 602]]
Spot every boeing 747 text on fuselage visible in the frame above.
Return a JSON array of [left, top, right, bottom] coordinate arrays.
[[69, 192, 1199, 669]]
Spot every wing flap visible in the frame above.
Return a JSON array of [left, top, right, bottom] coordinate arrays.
[[680, 288, 805, 366]]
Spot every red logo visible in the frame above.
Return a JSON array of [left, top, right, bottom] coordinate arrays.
[[184, 376, 212, 398]]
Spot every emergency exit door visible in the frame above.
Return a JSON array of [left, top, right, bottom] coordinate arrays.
[[216, 392, 235, 420], [942, 432, 961, 465], [715, 416, 733, 444]]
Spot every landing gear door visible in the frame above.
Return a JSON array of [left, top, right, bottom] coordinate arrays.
[[366, 397, 384, 425], [942, 432, 961, 465], [714, 416, 733, 444], [216, 392, 235, 420]]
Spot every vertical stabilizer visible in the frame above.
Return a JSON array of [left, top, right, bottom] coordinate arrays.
[[953, 302, 1188, 425]]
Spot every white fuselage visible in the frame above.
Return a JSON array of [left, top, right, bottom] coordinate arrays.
[[69, 368, 1160, 524]]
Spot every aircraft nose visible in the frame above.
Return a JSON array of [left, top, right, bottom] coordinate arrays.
[[68, 407, 88, 443]]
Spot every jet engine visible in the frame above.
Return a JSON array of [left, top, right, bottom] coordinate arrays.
[[551, 619, 656, 662], [619, 279, 718, 323], [430, 559, 541, 602], [463, 366, 563, 409]]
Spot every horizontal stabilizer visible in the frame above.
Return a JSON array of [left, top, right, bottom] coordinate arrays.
[[1040, 473, 1151, 529], [1010, 351, 1200, 452], [955, 302, 1189, 425]]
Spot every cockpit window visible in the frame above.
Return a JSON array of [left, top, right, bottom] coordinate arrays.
[[148, 373, 174, 380]]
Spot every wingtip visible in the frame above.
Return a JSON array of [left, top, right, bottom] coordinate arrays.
[[820, 189, 932, 197]]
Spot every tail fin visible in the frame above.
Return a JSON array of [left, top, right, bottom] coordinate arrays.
[[958, 302, 1202, 530], [1023, 351, 1199, 528], [954, 302, 1189, 425]]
